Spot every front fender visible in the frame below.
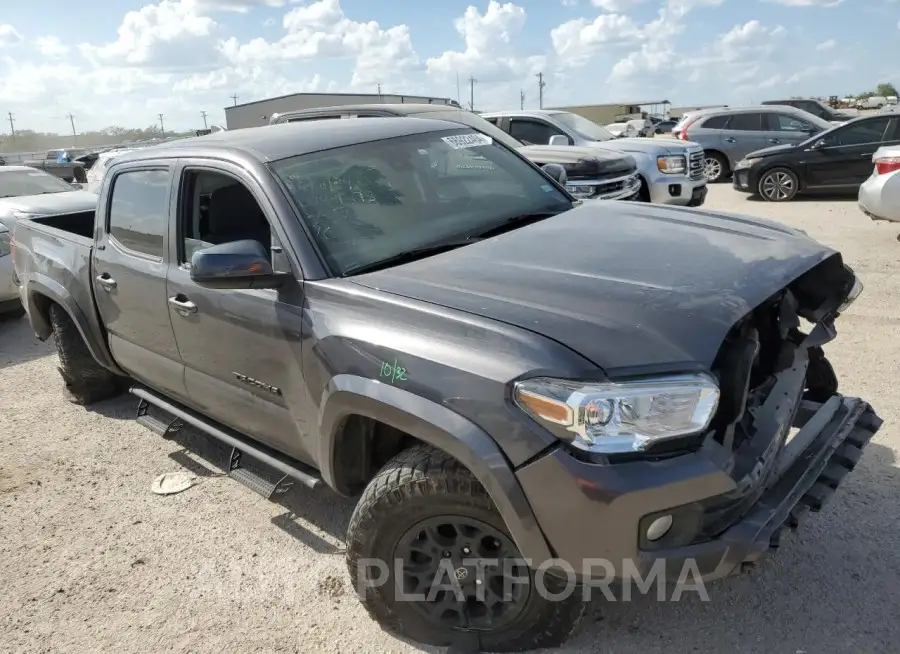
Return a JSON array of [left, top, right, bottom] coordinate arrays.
[[318, 374, 554, 565], [25, 274, 120, 373]]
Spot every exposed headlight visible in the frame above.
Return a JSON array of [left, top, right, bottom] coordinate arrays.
[[565, 184, 599, 198], [734, 158, 760, 171], [657, 155, 686, 174], [513, 373, 720, 454], [0, 232, 9, 257], [838, 271, 863, 312]]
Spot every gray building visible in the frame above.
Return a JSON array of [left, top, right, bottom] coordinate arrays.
[[224, 92, 460, 130]]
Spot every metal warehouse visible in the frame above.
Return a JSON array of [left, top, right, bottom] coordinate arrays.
[[224, 92, 461, 129], [549, 100, 671, 125]]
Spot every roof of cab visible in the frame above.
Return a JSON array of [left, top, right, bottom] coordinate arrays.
[[274, 103, 463, 118], [111, 117, 465, 165]]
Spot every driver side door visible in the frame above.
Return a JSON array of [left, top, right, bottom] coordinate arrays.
[[805, 116, 896, 187]]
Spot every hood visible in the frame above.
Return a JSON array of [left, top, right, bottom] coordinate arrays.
[[0, 190, 97, 230], [516, 145, 635, 177], [584, 138, 697, 156], [352, 202, 835, 374], [746, 143, 799, 159]]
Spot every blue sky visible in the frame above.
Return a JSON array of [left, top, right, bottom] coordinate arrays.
[[0, 0, 898, 134]]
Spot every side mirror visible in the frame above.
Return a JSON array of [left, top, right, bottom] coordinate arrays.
[[548, 135, 569, 146], [190, 239, 286, 290], [541, 163, 568, 186], [810, 139, 827, 150]]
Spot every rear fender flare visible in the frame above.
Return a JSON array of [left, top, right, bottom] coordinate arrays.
[[25, 275, 120, 373], [318, 374, 553, 565]]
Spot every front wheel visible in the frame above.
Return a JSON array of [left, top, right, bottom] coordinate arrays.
[[346, 444, 586, 652], [758, 167, 799, 202], [703, 152, 729, 183]]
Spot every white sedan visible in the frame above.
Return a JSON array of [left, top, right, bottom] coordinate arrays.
[[858, 145, 900, 224], [606, 122, 637, 138]]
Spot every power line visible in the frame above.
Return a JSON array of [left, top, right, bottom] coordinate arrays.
[[66, 113, 77, 145], [158, 113, 165, 136], [6, 112, 15, 144], [536, 72, 546, 109], [230, 94, 239, 106], [200, 111, 208, 129], [468, 75, 477, 112]]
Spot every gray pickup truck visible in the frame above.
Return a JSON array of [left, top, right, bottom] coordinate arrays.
[[23, 148, 89, 183], [13, 118, 881, 652]]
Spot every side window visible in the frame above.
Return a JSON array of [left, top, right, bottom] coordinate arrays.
[[797, 101, 825, 119], [700, 115, 729, 129], [768, 113, 812, 132], [108, 169, 170, 259], [178, 170, 276, 269], [508, 119, 564, 145], [827, 118, 892, 146], [724, 113, 764, 131], [482, 116, 500, 126]]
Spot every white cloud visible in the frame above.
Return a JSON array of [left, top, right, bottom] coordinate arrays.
[[815, 38, 836, 51], [551, 13, 642, 65], [197, 0, 285, 11], [590, 0, 642, 10], [35, 36, 69, 57], [0, 24, 22, 47], [765, 0, 843, 5]]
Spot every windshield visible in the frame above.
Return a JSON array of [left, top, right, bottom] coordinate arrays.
[[0, 169, 76, 198], [271, 128, 573, 276], [551, 112, 615, 142]]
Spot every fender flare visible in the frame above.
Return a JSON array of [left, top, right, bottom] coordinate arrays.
[[318, 374, 554, 565], [25, 275, 121, 373]]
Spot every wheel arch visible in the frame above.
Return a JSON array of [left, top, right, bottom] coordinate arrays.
[[318, 374, 554, 565], [703, 148, 731, 173]]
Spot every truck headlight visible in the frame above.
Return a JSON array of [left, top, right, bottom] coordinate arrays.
[[838, 269, 863, 312], [657, 155, 686, 174], [565, 184, 598, 199], [513, 373, 720, 454]]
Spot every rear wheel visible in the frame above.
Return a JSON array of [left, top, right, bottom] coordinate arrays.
[[758, 167, 799, 202], [346, 444, 586, 652], [49, 304, 124, 405], [703, 152, 729, 183]]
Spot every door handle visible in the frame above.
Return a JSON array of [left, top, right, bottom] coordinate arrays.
[[95, 273, 117, 290], [168, 295, 198, 315], [768, 139, 780, 144], [725, 137, 736, 143]]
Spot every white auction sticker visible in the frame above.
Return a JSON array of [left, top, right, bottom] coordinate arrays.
[[441, 133, 493, 149]]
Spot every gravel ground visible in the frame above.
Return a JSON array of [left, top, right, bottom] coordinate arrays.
[[1, 185, 899, 654]]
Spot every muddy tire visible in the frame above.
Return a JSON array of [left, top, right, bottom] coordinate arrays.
[[48, 303, 124, 405], [346, 444, 586, 652]]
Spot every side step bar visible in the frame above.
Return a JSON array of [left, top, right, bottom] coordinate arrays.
[[130, 385, 322, 498]]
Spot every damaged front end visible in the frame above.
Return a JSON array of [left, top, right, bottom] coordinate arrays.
[[637, 253, 881, 577]]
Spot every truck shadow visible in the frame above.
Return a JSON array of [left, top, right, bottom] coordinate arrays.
[[0, 314, 55, 370]]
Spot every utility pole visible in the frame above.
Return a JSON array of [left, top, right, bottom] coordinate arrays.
[[520, 89, 525, 110], [230, 94, 239, 106], [468, 76, 477, 111], [158, 113, 165, 136], [6, 112, 15, 145], [200, 111, 208, 129], [66, 113, 77, 144], [376, 82, 382, 97], [536, 72, 546, 109]]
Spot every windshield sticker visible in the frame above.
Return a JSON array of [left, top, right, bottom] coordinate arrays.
[[541, 184, 554, 192], [418, 149, 429, 155], [442, 133, 493, 150], [380, 358, 408, 384]]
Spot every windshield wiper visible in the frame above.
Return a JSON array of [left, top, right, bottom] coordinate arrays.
[[469, 210, 565, 240], [340, 238, 482, 277]]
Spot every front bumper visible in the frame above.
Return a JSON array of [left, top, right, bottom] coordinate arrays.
[[645, 171, 707, 206], [732, 166, 759, 195], [516, 395, 881, 582]]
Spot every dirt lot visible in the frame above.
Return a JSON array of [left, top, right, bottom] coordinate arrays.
[[2, 185, 899, 654]]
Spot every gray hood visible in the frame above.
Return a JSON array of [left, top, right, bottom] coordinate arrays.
[[584, 138, 699, 156], [0, 190, 97, 230]]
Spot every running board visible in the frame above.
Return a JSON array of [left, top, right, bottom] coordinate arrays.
[[129, 385, 322, 497]]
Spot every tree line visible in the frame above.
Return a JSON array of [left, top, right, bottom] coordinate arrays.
[[0, 124, 195, 154]]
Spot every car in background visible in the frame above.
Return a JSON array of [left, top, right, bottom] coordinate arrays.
[[732, 113, 900, 202], [270, 104, 642, 201], [0, 166, 98, 317], [84, 149, 136, 194], [654, 119, 678, 135], [675, 105, 833, 183], [606, 122, 637, 138], [762, 98, 857, 123], [858, 145, 900, 223], [22, 148, 89, 183]]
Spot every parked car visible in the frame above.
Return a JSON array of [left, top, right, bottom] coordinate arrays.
[[733, 113, 900, 202], [654, 119, 678, 134], [270, 104, 642, 201], [857, 96, 888, 110], [762, 98, 857, 123], [13, 117, 880, 651], [0, 166, 98, 318], [84, 149, 136, 195], [675, 105, 833, 183], [606, 122, 637, 138], [479, 109, 708, 206], [858, 144, 900, 223], [22, 148, 89, 183]]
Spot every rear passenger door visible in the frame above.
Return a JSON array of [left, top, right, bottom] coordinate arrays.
[[764, 112, 819, 147], [719, 112, 769, 165], [91, 164, 188, 401], [805, 116, 898, 187]]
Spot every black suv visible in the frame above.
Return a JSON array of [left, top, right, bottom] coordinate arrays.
[[762, 99, 856, 123]]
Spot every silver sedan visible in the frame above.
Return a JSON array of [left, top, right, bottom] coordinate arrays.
[[858, 145, 900, 224]]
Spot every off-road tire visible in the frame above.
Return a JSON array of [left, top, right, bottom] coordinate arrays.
[[48, 303, 124, 405], [346, 443, 586, 652]]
